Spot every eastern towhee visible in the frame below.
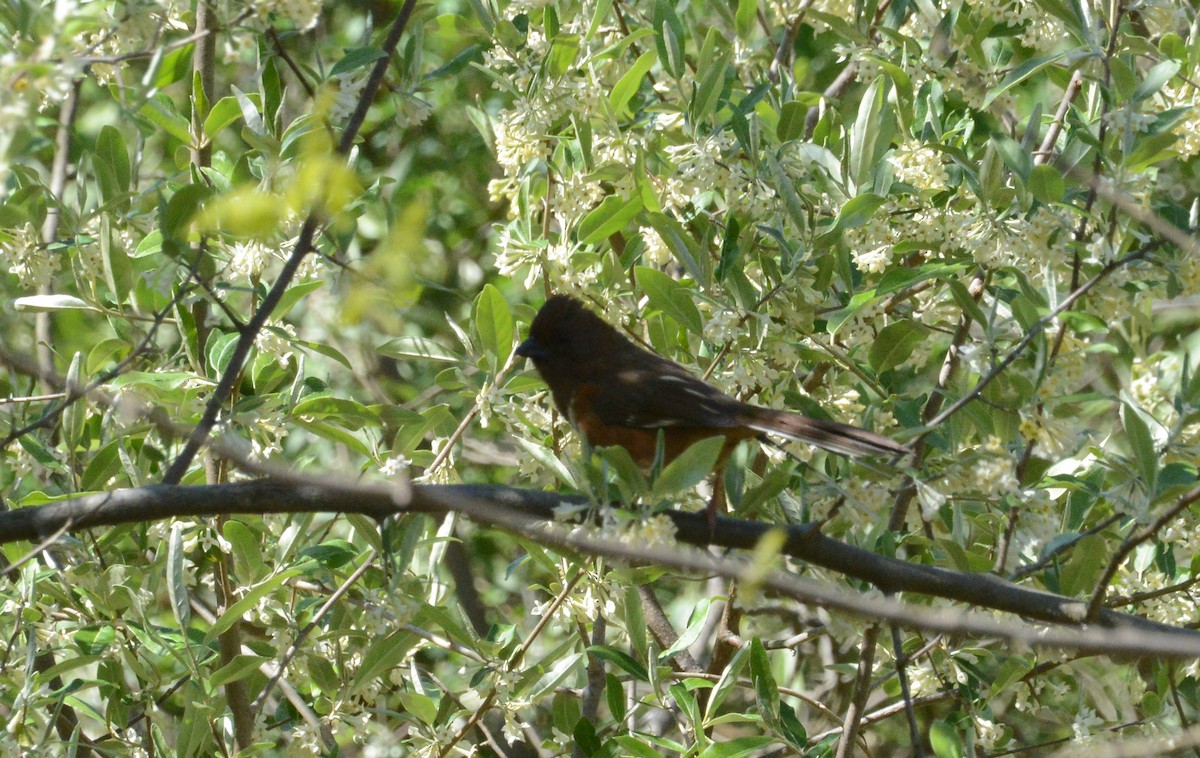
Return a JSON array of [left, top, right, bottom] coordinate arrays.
[[515, 295, 905, 517]]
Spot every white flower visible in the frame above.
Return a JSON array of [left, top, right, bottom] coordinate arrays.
[[227, 241, 271, 281], [915, 479, 948, 520], [853, 245, 891, 274], [889, 143, 949, 191], [380, 455, 410, 477]]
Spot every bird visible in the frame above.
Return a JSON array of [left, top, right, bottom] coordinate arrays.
[[514, 295, 906, 518]]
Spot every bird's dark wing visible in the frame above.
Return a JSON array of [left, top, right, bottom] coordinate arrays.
[[585, 354, 746, 430]]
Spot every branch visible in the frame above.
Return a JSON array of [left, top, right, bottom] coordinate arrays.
[[4, 480, 1200, 659]]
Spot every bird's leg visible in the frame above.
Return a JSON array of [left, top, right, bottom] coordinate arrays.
[[705, 464, 728, 539]]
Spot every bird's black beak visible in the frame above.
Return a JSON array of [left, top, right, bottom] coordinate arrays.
[[515, 337, 547, 359]]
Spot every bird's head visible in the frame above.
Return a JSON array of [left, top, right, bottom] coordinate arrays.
[[516, 295, 618, 394]]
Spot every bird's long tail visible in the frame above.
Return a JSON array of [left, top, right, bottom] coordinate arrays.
[[743, 407, 908, 460]]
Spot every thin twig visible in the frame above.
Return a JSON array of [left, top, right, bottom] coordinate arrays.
[[1086, 484, 1200, 620], [436, 570, 585, 757], [888, 269, 987, 530], [836, 623, 878, 758], [807, 691, 953, 744], [0, 393, 66, 405], [891, 622, 924, 757], [1010, 513, 1123, 581], [923, 247, 1151, 431], [768, 0, 817, 84], [2, 281, 197, 450], [250, 550, 378, 717], [1034, 69, 1084, 166], [161, 0, 421, 484]]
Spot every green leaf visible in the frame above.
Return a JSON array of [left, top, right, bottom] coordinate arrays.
[[635, 266, 702, 334], [669, 681, 701, 726], [599, 444, 648, 492], [163, 184, 212, 242], [192, 69, 209, 122], [353, 629, 420, 691], [930, 719, 964, 758], [95, 125, 130, 202], [203, 95, 250, 139], [948, 279, 989, 328], [661, 595, 719, 657], [398, 692, 439, 725], [830, 193, 885, 234], [573, 716, 603, 756], [167, 523, 190, 631], [991, 133, 1032, 182], [1133, 59, 1180, 101], [292, 338, 353, 370], [1159, 33, 1185, 60], [776, 101, 806, 143], [291, 396, 380, 430], [513, 437, 578, 489], [653, 436, 726, 497], [778, 702, 807, 748], [704, 642, 751, 718], [1028, 164, 1065, 203], [653, 0, 686, 79], [273, 280, 324, 319], [224, 520, 266, 583], [749, 638, 783, 734], [605, 672, 626, 722], [1110, 56, 1136, 102], [99, 213, 132, 302], [14, 294, 97, 312], [1126, 130, 1180, 171], [868, 320, 929, 373], [548, 34, 581, 76], [982, 50, 1072, 108], [735, 0, 757, 38], [205, 571, 301, 642], [1058, 533, 1106, 597], [474, 284, 515, 366], [585, 645, 649, 681], [74, 625, 116, 655], [209, 654, 267, 688], [623, 585, 648, 659], [578, 193, 644, 245], [849, 77, 893, 191], [81, 441, 122, 490], [154, 43, 194, 88], [614, 737, 667, 758], [261, 45, 282, 124], [587, 0, 614, 38], [61, 352, 86, 453], [645, 212, 707, 284], [207, 331, 240, 378], [378, 336, 458, 363], [139, 94, 193, 145], [875, 262, 965, 295], [234, 86, 265, 136], [1121, 402, 1158, 493], [330, 47, 386, 77], [298, 539, 359, 570], [763, 152, 808, 240], [690, 31, 729, 125], [464, 0, 494, 33], [716, 215, 742, 282]]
